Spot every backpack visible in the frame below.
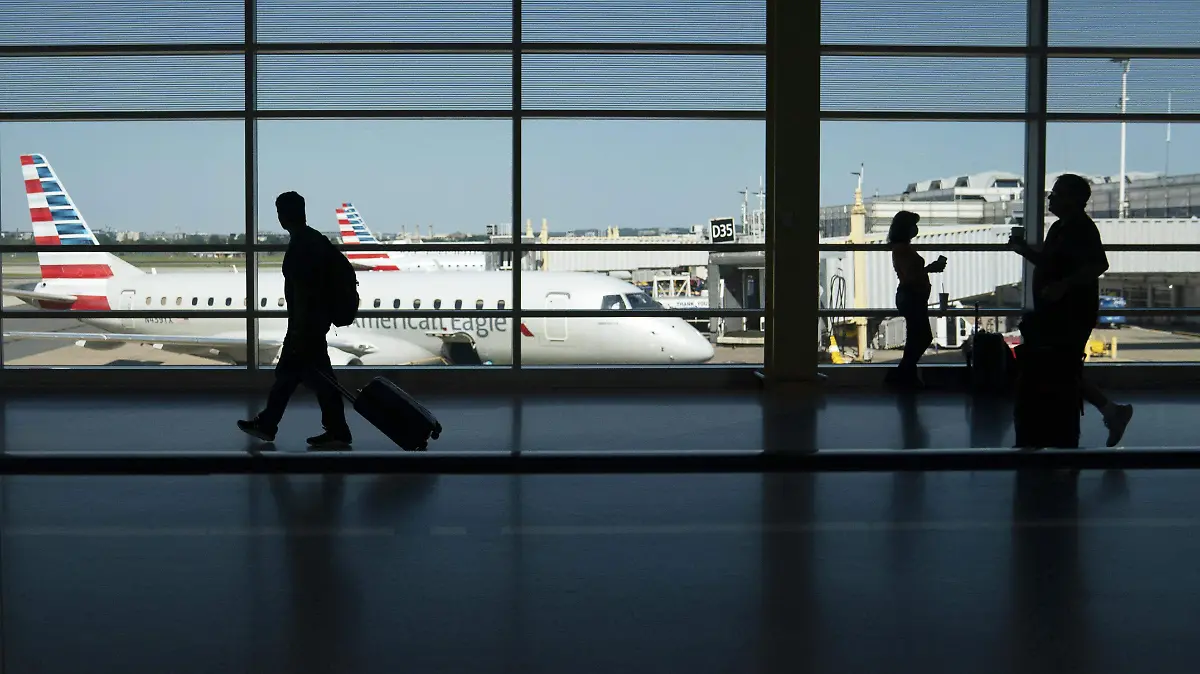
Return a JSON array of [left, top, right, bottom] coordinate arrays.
[[326, 243, 360, 327]]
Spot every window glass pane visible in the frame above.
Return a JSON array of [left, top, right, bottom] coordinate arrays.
[[257, 55, 512, 111], [822, 56, 1027, 114], [3, 317, 247, 368], [523, 54, 765, 111], [523, 0, 765, 43], [256, 0, 511, 43], [1049, 59, 1200, 115], [1050, 0, 1200, 48], [0, 0, 242, 45], [819, 121, 1026, 364], [1, 121, 245, 247], [256, 119, 509, 245], [822, 0, 1027, 46], [0, 56, 244, 113], [520, 118, 761, 366]]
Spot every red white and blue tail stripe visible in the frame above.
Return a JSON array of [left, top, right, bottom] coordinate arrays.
[[335, 202, 400, 271], [20, 153, 139, 310]]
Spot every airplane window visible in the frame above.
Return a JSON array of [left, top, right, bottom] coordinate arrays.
[[625, 293, 663, 310], [160, 297, 167, 306], [413, 299, 421, 309], [600, 294, 626, 310], [192, 297, 198, 306], [176, 297, 182, 306], [433, 299, 442, 309], [277, 298, 285, 307], [373, 298, 381, 308], [498, 300, 505, 309], [393, 299, 401, 309], [260, 298, 267, 308], [476, 299, 484, 310], [454, 300, 462, 310], [242, 297, 247, 307], [208, 298, 214, 306], [225, 298, 232, 307], [145, 296, 151, 306]]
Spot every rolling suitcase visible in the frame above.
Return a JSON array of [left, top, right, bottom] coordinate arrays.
[[967, 303, 1015, 394], [321, 373, 442, 451]]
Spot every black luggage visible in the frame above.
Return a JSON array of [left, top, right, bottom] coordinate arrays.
[[966, 303, 1015, 394], [1012, 344, 1083, 449], [322, 373, 442, 451]]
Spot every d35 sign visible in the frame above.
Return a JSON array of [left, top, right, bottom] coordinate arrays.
[[709, 217, 736, 243]]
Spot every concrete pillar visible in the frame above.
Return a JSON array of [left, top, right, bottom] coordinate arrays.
[[761, 0, 820, 387], [1022, 0, 1049, 311]]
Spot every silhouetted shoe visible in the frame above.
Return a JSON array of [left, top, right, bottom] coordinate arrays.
[[238, 417, 276, 443], [307, 431, 352, 449], [1103, 403, 1133, 447]]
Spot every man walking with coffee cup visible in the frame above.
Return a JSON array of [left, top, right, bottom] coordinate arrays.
[[1009, 173, 1133, 447]]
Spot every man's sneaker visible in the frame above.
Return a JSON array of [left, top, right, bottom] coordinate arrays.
[[307, 432, 352, 450], [1104, 403, 1134, 448], [238, 417, 276, 443]]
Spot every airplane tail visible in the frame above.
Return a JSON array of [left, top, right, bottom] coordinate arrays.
[[21, 153, 143, 284], [335, 202, 401, 271]]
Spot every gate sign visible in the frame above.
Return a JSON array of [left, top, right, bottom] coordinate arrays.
[[710, 217, 736, 243]]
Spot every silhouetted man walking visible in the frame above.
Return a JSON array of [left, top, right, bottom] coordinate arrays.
[[1010, 174, 1133, 447], [239, 191, 353, 449]]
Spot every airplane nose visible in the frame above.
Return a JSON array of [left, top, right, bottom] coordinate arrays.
[[675, 324, 715, 363]]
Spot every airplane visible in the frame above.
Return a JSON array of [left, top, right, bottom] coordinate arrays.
[[335, 202, 487, 272], [2, 153, 715, 367]]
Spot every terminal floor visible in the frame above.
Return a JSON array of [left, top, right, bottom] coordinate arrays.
[[0, 470, 1198, 673], [0, 388, 1193, 453]]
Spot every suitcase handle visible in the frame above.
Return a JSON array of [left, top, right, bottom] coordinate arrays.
[[317, 369, 357, 403]]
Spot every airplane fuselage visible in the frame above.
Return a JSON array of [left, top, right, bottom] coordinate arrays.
[[39, 269, 715, 365]]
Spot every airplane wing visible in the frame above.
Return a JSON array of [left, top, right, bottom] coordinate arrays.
[[1, 329, 374, 354], [1, 287, 79, 305], [1, 329, 437, 365]]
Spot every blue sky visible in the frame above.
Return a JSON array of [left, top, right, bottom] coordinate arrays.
[[2, 0, 1198, 235]]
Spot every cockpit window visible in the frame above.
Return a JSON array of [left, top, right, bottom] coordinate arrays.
[[625, 293, 663, 310], [600, 294, 626, 310]]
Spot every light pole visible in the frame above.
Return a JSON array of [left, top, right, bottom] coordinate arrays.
[[1112, 58, 1131, 218]]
